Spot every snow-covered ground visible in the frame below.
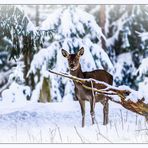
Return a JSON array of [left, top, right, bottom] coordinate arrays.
[[0, 100, 147, 143]]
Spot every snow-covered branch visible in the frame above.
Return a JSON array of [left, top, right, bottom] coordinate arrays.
[[136, 31, 148, 42], [48, 69, 148, 121], [106, 12, 131, 47]]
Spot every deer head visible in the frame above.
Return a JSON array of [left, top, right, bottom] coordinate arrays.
[[61, 47, 84, 71]]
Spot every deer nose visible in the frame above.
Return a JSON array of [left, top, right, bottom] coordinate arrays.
[[70, 64, 74, 68]]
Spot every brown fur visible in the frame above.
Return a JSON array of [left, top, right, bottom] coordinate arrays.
[[62, 47, 113, 127]]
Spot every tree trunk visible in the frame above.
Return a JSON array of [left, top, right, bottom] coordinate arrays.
[[24, 52, 29, 86], [39, 77, 51, 103], [99, 5, 106, 50], [35, 5, 40, 26], [23, 50, 35, 91]]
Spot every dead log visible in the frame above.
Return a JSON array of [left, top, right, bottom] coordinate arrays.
[[48, 69, 148, 121]]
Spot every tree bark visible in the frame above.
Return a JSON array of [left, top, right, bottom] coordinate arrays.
[[39, 77, 51, 103], [35, 5, 40, 26], [24, 52, 29, 86], [99, 5, 106, 50], [23, 50, 35, 91]]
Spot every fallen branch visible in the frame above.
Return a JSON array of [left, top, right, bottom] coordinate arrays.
[[48, 69, 127, 95], [48, 69, 148, 121]]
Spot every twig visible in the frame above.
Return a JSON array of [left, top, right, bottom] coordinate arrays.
[[39, 130, 42, 143], [91, 80, 95, 100], [27, 130, 32, 143], [126, 111, 128, 122], [135, 129, 148, 132], [95, 118, 112, 143], [14, 119, 18, 142], [96, 131, 112, 143], [135, 114, 138, 125], [74, 126, 85, 143], [114, 122, 119, 137], [120, 109, 124, 130], [91, 80, 96, 123], [49, 128, 56, 143], [55, 124, 63, 143]]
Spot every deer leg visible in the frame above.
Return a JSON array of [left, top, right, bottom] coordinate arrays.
[[79, 100, 85, 127], [90, 99, 95, 125], [103, 99, 109, 125]]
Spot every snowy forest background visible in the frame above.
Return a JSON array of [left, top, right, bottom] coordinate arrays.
[[0, 5, 148, 103], [0, 5, 148, 143]]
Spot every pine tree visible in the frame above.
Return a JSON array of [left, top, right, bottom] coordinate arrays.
[[29, 6, 113, 101], [92, 5, 148, 89], [115, 5, 148, 89], [0, 5, 53, 102], [0, 6, 37, 90]]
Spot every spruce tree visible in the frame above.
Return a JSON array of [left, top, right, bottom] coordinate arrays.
[[29, 6, 113, 101], [0, 5, 53, 102]]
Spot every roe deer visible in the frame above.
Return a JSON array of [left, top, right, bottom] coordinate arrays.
[[61, 47, 113, 127]]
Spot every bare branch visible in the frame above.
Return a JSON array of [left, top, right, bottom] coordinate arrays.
[[48, 69, 148, 120], [74, 126, 85, 143]]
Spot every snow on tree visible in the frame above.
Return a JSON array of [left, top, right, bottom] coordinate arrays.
[[28, 6, 113, 102], [113, 53, 136, 89], [136, 31, 148, 42], [136, 57, 148, 100], [1, 60, 31, 103], [93, 5, 148, 90], [47, 69, 148, 121], [0, 5, 53, 103], [0, 6, 35, 101], [136, 30, 148, 57], [132, 30, 148, 101], [137, 57, 148, 78]]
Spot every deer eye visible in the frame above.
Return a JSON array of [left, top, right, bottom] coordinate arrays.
[[76, 58, 79, 62]]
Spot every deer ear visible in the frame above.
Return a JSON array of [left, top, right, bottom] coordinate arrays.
[[77, 47, 84, 56], [61, 49, 69, 58]]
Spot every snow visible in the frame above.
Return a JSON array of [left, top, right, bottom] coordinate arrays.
[[114, 52, 135, 80], [0, 100, 147, 143], [19, 6, 38, 34], [41, 6, 105, 40], [29, 6, 114, 101], [106, 12, 130, 47], [0, 59, 31, 103], [30, 79, 43, 102], [40, 8, 62, 31], [104, 6, 110, 36], [26, 20, 37, 34], [28, 46, 58, 75], [9, 61, 25, 83], [121, 27, 130, 48], [136, 31, 148, 42], [1, 5, 148, 144], [127, 90, 144, 102], [118, 85, 147, 103], [1, 82, 31, 104], [137, 57, 148, 77], [138, 78, 148, 102]]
